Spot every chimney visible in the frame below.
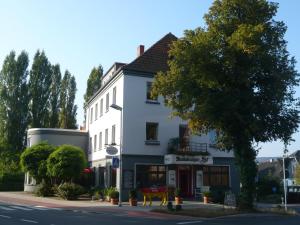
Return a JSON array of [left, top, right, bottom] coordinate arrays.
[[137, 45, 144, 57]]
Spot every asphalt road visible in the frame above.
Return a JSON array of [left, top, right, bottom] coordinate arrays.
[[0, 203, 300, 225]]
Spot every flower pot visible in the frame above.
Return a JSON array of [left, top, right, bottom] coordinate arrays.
[[175, 197, 183, 205], [129, 198, 137, 206], [111, 198, 119, 205], [203, 196, 211, 204]]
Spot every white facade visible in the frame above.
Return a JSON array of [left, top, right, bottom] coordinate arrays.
[[86, 71, 233, 163]]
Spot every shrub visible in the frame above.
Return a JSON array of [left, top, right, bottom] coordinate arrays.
[[129, 189, 137, 199], [103, 187, 117, 198], [109, 190, 119, 199], [174, 188, 181, 197], [203, 191, 212, 198], [47, 145, 87, 182], [55, 182, 85, 200], [210, 186, 230, 204], [257, 176, 281, 198], [35, 180, 54, 197], [20, 142, 56, 182]]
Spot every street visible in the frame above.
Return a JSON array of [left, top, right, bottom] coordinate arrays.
[[0, 202, 300, 225]]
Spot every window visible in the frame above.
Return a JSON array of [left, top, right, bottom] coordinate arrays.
[[105, 129, 108, 145], [146, 82, 158, 101], [90, 107, 93, 124], [94, 135, 97, 152], [146, 122, 158, 141], [99, 132, 102, 150], [112, 125, 116, 144], [95, 103, 98, 120], [89, 137, 92, 153], [203, 166, 229, 187], [100, 99, 103, 117], [106, 93, 109, 112], [136, 165, 166, 188], [113, 87, 117, 104]]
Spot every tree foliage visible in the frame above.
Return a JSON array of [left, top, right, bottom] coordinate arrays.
[[59, 70, 77, 129], [47, 145, 86, 182], [20, 142, 56, 183], [84, 65, 103, 107], [152, 0, 299, 209], [295, 165, 300, 185], [48, 64, 61, 128], [29, 50, 52, 128], [0, 51, 30, 152]]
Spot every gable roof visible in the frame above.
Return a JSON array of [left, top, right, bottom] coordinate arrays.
[[123, 32, 177, 74]]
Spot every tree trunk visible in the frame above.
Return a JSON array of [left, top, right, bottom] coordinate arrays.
[[234, 137, 257, 210]]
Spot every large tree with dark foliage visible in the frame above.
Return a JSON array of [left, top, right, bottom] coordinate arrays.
[[29, 50, 52, 128], [0, 51, 30, 152], [152, 0, 299, 209], [48, 64, 61, 128], [59, 70, 77, 129], [84, 65, 103, 107]]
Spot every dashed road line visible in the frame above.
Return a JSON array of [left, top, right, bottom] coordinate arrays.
[[20, 219, 38, 223], [10, 206, 33, 211], [177, 221, 203, 224], [0, 214, 11, 219], [0, 206, 15, 211]]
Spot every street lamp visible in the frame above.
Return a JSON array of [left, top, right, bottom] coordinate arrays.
[[110, 103, 123, 207], [282, 145, 288, 212]]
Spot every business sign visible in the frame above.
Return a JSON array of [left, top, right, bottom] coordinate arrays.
[[106, 146, 118, 155], [164, 154, 213, 165], [112, 157, 119, 168]]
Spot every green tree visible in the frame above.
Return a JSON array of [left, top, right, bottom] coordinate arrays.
[[29, 50, 52, 128], [49, 64, 61, 128], [20, 142, 56, 183], [47, 145, 86, 182], [84, 65, 103, 107], [59, 70, 77, 129], [295, 165, 300, 185], [152, 0, 299, 209], [0, 51, 30, 152]]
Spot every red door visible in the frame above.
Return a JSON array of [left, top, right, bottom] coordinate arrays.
[[179, 170, 191, 197]]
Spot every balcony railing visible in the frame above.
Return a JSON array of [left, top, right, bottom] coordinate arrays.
[[167, 138, 209, 155]]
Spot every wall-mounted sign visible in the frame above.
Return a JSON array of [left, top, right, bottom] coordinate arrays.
[[168, 170, 176, 187], [106, 146, 118, 155], [164, 154, 213, 165]]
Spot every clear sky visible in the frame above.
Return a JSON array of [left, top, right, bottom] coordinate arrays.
[[0, 0, 299, 157]]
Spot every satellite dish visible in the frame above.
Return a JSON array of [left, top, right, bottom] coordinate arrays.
[[106, 145, 118, 155]]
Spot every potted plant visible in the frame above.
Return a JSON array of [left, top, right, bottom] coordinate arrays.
[[109, 190, 119, 205], [174, 188, 182, 204], [203, 191, 212, 204], [129, 189, 138, 206]]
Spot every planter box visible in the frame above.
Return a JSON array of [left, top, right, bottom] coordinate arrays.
[[129, 198, 137, 206], [111, 198, 119, 205], [175, 197, 183, 205]]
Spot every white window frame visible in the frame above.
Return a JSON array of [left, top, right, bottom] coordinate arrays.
[[113, 86, 117, 105], [95, 103, 98, 120], [105, 128, 108, 145], [100, 98, 103, 117], [99, 132, 102, 150], [106, 93, 109, 112], [112, 125, 116, 144], [94, 134, 97, 152]]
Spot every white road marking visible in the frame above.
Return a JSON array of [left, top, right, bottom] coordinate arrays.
[[0, 206, 15, 211], [20, 219, 38, 223], [0, 214, 11, 218], [26, 206, 48, 211], [177, 221, 203, 224], [10, 206, 33, 211]]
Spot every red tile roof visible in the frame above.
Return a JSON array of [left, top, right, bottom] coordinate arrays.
[[123, 33, 177, 74]]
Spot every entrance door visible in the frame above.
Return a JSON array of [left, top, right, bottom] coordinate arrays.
[[179, 170, 191, 197]]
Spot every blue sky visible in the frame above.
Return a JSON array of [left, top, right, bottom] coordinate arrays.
[[0, 0, 299, 157]]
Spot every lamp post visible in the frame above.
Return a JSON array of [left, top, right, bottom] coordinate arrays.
[[282, 154, 287, 211], [110, 103, 123, 207]]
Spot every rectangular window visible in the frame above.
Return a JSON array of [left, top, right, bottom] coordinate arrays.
[[112, 125, 116, 144], [146, 82, 157, 101], [100, 99, 103, 117], [99, 132, 102, 150], [146, 122, 158, 141], [112, 87, 117, 104], [106, 93, 109, 112], [94, 135, 97, 152], [105, 129, 108, 145], [89, 137, 92, 153], [90, 107, 93, 124], [136, 165, 166, 188], [95, 103, 98, 120], [203, 166, 229, 187]]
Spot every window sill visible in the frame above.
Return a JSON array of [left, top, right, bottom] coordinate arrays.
[[145, 100, 160, 105], [145, 140, 160, 145]]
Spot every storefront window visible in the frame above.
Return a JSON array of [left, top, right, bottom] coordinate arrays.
[[136, 165, 166, 188], [203, 166, 229, 187]]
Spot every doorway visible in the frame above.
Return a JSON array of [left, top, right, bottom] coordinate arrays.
[[178, 169, 191, 197]]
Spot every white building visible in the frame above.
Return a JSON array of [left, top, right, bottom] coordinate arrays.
[[85, 33, 240, 198]]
